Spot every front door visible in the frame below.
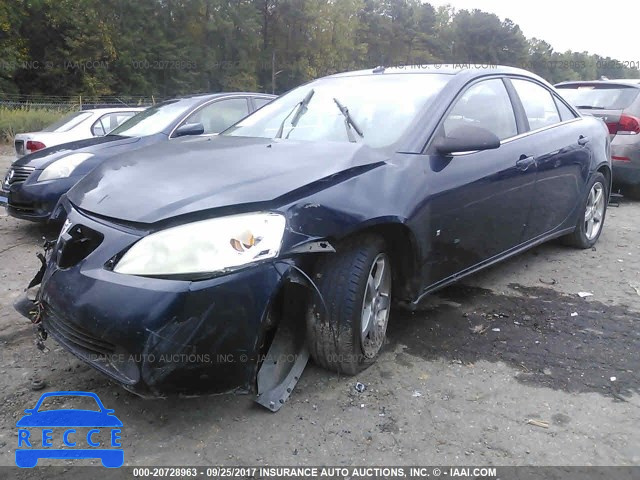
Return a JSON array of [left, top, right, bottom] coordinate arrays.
[[423, 78, 537, 287]]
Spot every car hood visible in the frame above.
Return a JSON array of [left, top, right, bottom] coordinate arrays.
[[12, 135, 152, 170], [68, 135, 388, 224]]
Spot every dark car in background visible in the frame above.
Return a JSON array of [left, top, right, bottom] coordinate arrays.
[[1, 92, 275, 222], [18, 65, 610, 410], [556, 79, 640, 198]]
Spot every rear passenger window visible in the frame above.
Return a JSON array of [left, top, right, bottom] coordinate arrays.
[[554, 98, 577, 122], [512, 79, 561, 130], [444, 79, 517, 140]]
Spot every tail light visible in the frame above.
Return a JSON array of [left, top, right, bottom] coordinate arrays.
[[26, 140, 46, 153], [606, 114, 640, 135]]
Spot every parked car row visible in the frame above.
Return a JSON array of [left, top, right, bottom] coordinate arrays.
[[1, 92, 274, 221], [9, 66, 613, 411]]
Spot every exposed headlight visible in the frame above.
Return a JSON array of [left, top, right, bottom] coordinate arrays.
[[38, 153, 93, 181], [114, 212, 286, 276]]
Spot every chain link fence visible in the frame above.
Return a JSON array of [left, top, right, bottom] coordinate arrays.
[[0, 93, 160, 110]]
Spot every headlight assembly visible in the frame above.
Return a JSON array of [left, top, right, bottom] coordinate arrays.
[[114, 212, 286, 276], [38, 153, 94, 182]]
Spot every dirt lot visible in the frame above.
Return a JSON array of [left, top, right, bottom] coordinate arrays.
[[0, 145, 639, 470]]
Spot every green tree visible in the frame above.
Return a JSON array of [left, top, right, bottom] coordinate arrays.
[[449, 9, 528, 65], [1, 0, 639, 98]]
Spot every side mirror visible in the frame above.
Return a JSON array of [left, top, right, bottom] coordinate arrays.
[[434, 125, 501, 155], [173, 122, 205, 138]]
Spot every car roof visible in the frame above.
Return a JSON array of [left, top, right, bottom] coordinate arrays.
[[79, 95, 277, 114], [327, 64, 548, 82], [80, 107, 146, 113], [556, 80, 640, 89], [176, 92, 276, 101], [142, 92, 272, 111], [152, 92, 275, 109]]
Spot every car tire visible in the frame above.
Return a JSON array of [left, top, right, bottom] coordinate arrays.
[[562, 172, 608, 249], [306, 235, 391, 375]]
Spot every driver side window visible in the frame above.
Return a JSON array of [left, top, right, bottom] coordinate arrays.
[[444, 79, 517, 141]]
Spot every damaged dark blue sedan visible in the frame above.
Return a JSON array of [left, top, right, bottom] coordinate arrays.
[[18, 66, 611, 411]]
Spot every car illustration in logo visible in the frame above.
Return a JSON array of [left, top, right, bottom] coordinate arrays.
[[16, 391, 123, 468]]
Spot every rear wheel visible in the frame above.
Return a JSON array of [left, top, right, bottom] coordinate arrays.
[[306, 235, 391, 375], [562, 172, 608, 249]]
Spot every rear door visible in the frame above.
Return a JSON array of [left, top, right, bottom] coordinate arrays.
[[509, 78, 591, 239], [424, 77, 537, 285]]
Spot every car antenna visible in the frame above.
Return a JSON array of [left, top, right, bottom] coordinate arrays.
[[372, 65, 386, 74]]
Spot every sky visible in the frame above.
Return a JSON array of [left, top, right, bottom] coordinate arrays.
[[429, 0, 638, 62]]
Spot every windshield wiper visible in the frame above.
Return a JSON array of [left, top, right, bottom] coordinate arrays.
[[333, 98, 364, 143], [274, 89, 315, 139], [574, 105, 605, 110]]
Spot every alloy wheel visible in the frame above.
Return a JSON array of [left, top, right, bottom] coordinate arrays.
[[360, 253, 391, 358], [585, 182, 605, 241]]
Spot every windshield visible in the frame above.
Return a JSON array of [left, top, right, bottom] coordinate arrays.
[[557, 85, 640, 110], [108, 99, 197, 137], [224, 74, 450, 148], [42, 111, 93, 132]]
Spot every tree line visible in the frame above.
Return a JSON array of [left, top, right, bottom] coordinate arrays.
[[1, 0, 638, 99]]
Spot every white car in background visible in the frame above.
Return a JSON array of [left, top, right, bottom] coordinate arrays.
[[14, 107, 145, 157]]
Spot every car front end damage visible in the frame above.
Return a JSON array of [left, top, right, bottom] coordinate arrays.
[[15, 202, 335, 411]]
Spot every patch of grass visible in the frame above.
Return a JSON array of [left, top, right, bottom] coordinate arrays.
[[0, 106, 73, 143]]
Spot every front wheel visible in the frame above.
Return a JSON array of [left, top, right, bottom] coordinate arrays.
[[306, 235, 391, 375], [562, 172, 608, 249]]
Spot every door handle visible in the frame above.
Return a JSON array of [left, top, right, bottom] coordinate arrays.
[[578, 135, 590, 146], [516, 155, 535, 171]]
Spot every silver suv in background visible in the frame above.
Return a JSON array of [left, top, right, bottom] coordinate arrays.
[[556, 80, 640, 198]]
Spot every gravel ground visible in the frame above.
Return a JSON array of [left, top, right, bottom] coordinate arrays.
[[0, 145, 638, 470]]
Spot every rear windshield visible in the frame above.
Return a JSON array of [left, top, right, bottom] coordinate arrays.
[[42, 111, 93, 132], [557, 85, 639, 110]]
